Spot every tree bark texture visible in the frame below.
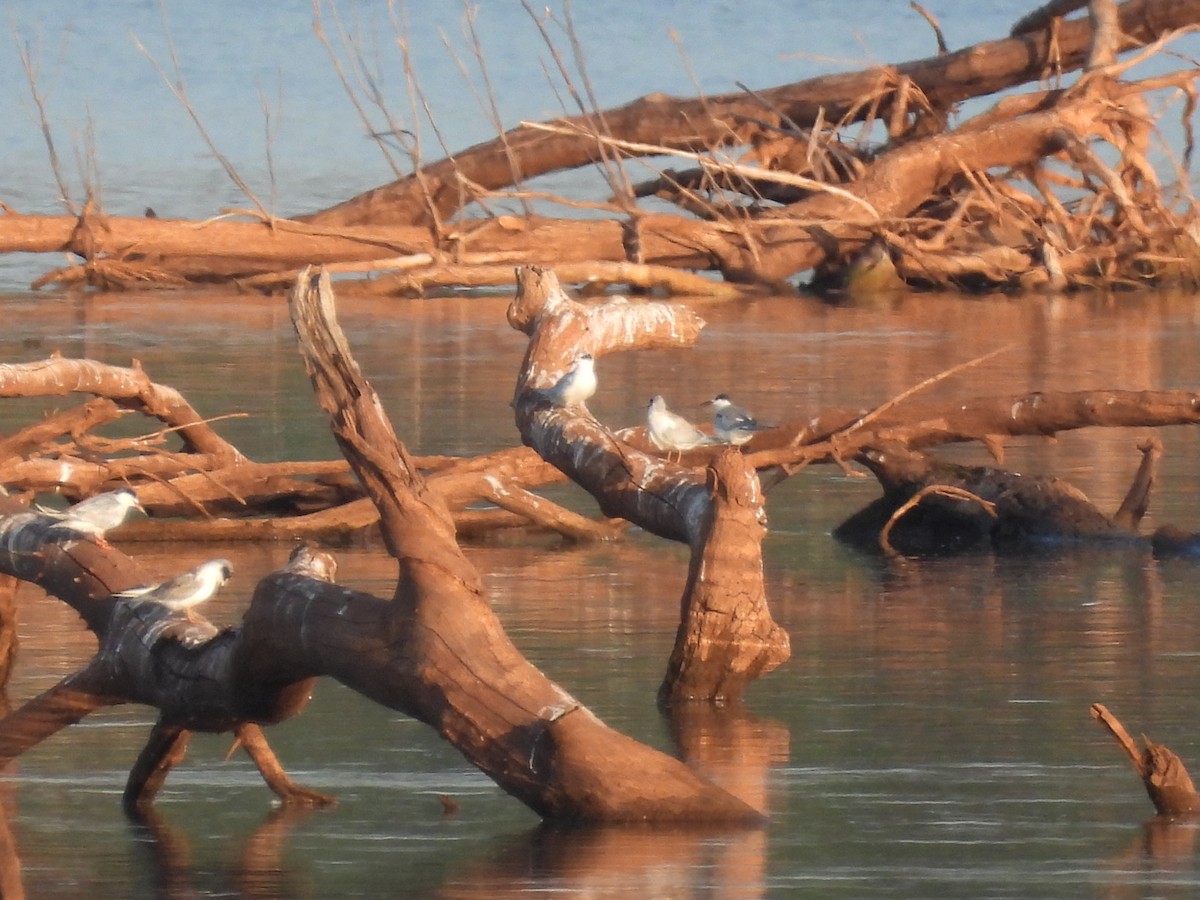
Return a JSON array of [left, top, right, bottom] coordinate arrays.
[[508, 267, 790, 702], [278, 267, 765, 821]]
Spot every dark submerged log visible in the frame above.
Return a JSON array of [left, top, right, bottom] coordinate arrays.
[[834, 441, 1154, 555]]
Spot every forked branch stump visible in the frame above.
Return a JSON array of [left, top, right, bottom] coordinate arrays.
[[508, 266, 790, 703], [1091, 703, 1200, 816]]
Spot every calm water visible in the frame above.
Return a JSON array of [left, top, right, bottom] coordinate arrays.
[[5, 2, 1200, 898]]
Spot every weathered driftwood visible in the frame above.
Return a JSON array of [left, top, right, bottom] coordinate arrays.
[[0, 270, 766, 824], [741, 389, 1200, 471], [0, 0, 1196, 294], [1092, 703, 1200, 816], [0, 357, 614, 545], [508, 267, 790, 703], [0, 523, 334, 810], [279, 266, 764, 820]]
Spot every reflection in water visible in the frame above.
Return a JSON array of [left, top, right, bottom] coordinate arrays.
[[0, 768, 23, 900], [667, 702, 791, 816], [126, 803, 318, 899], [439, 820, 767, 899]]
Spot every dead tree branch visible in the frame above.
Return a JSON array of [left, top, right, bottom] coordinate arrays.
[[508, 266, 789, 702]]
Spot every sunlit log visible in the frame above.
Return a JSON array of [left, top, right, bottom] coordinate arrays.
[[509, 266, 789, 702]]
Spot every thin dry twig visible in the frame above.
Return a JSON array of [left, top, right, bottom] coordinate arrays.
[[879, 484, 997, 556], [835, 344, 1017, 441], [13, 28, 77, 215], [131, 3, 271, 220]]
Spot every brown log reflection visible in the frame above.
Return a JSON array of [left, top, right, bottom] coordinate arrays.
[[125, 803, 317, 899], [0, 628, 23, 900], [1101, 817, 1200, 898], [666, 702, 791, 817], [437, 820, 767, 899], [0, 769, 24, 900]]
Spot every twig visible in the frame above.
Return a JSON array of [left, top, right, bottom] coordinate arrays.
[[311, 1, 405, 181], [834, 344, 1017, 441], [258, 70, 284, 214], [131, 5, 271, 221], [443, 3, 532, 218], [519, 1, 637, 214], [13, 30, 77, 215], [910, 3, 948, 55], [879, 484, 997, 556]]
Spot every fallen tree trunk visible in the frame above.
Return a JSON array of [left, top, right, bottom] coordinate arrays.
[[303, 0, 1200, 228], [0, 356, 613, 544], [832, 439, 1159, 555], [275, 266, 766, 819]]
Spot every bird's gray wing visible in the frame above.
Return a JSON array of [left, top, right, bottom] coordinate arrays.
[[115, 569, 200, 602]]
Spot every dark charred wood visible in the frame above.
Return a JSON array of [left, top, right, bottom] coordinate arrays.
[[1150, 524, 1200, 558], [835, 442, 1147, 555]]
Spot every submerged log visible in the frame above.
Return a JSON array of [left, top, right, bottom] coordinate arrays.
[[282, 266, 765, 820], [659, 451, 789, 704], [833, 439, 1157, 555], [1091, 703, 1200, 816]]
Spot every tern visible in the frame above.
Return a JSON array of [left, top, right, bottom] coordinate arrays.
[[536, 352, 597, 408], [703, 394, 771, 445], [115, 558, 233, 622], [646, 395, 712, 458], [38, 487, 144, 546]]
